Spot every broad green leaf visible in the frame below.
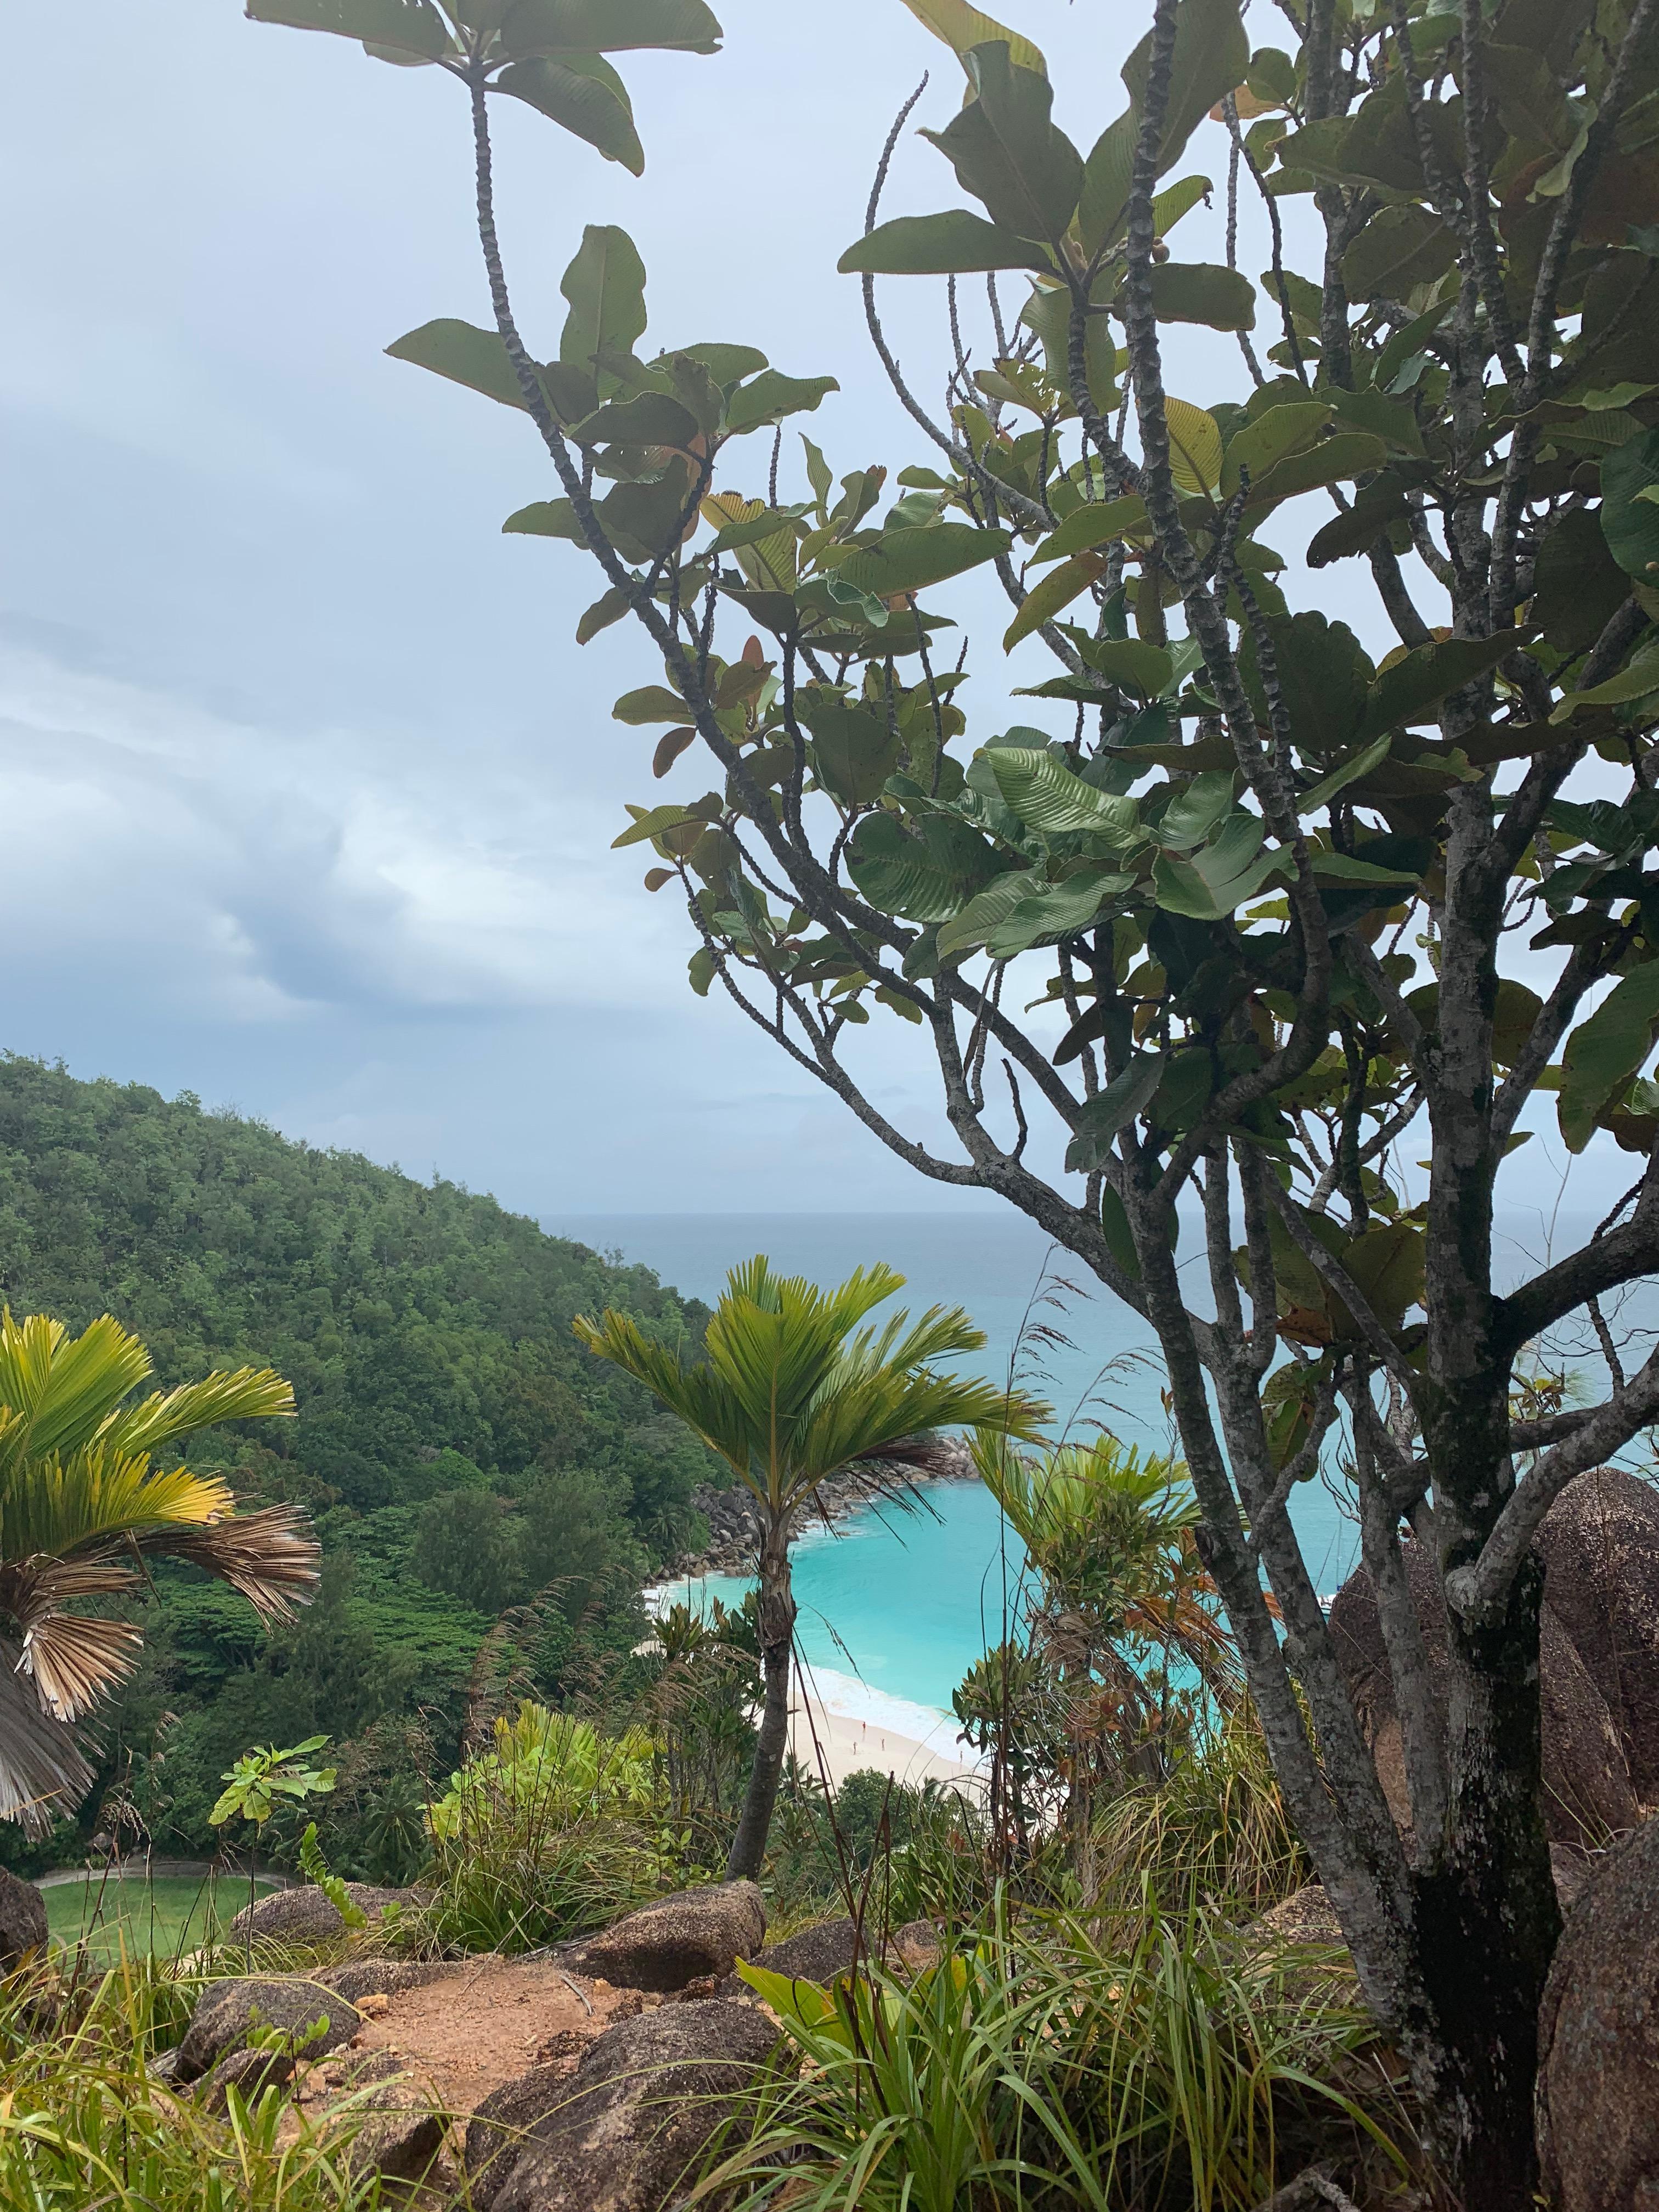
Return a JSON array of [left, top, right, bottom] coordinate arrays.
[[1065, 1052, 1169, 1171], [1360, 632, 1530, 740], [1165, 398, 1223, 495], [613, 803, 698, 848], [848, 814, 1005, 921], [1144, 262, 1256, 331], [898, 0, 1046, 74], [1242, 611, 1373, 756], [1341, 206, 1458, 300], [703, 503, 810, 555], [597, 463, 698, 558], [1152, 174, 1214, 238], [1156, 769, 1235, 849], [1533, 506, 1633, 654], [1308, 849, 1420, 885], [560, 225, 648, 398], [245, 0, 451, 59], [1031, 496, 1150, 565], [1003, 550, 1106, 647], [839, 210, 1052, 275], [1018, 286, 1117, 409], [936, 871, 1038, 960], [702, 494, 799, 591], [386, 318, 526, 409], [832, 523, 1012, 598], [1242, 432, 1388, 516], [573, 390, 702, 448], [1306, 484, 1412, 567], [1549, 633, 1659, 721], [1559, 961, 1659, 1151], [922, 42, 1084, 244], [1089, 640, 1173, 696], [613, 686, 691, 725], [1121, 0, 1248, 174], [1221, 402, 1333, 496], [679, 341, 768, 385], [724, 371, 839, 436], [577, 583, 634, 642], [495, 56, 644, 173], [1152, 810, 1275, 918], [985, 864, 1134, 956], [1325, 384, 1425, 456], [1077, 110, 1138, 256], [498, 0, 723, 56], [1601, 428, 1659, 580], [503, 498, 583, 540], [797, 695, 900, 806], [988, 747, 1142, 842], [1299, 733, 1393, 812]]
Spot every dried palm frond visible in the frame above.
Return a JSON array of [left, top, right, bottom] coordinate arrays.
[[0, 1639, 95, 1836], [156, 1502, 321, 1621]]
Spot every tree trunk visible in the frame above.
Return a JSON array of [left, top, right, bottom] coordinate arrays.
[[725, 1517, 795, 1881]]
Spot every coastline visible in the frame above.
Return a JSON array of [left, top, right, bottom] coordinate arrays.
[[786, 1664, 986, 1791]]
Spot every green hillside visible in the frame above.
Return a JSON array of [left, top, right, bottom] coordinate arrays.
[[0, 1054, 716, 1876]]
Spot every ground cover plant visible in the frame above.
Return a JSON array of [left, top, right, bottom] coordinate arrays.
[[242, 0, 1659, 2196]]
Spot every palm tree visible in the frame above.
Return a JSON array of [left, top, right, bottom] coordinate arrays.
[[0, 1309, 319, 1834], [575, 1258, 1047, 1880]]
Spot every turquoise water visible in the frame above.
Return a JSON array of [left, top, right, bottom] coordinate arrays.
[[557, 1211, 1367, 1718]]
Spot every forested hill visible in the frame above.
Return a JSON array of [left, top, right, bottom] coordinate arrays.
[[0, 1054, 718, 1872]]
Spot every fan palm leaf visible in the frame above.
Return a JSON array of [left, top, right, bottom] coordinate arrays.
[[0, 1307, 319, 1833]]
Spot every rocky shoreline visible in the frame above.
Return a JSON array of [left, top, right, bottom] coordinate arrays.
[[663, 1434, 980, 1582]]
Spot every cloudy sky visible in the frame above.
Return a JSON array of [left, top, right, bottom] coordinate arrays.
[[0, 1, 1629, 1231]]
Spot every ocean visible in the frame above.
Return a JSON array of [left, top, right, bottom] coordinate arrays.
[[548, 1210, 1366, 1741]]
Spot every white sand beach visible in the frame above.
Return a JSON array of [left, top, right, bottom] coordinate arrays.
[[786, 1667, 986, 1791]]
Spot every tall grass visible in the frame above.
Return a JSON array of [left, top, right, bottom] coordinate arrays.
[[701, 1891, 1406, 2212], [0, 1955, 390, 2212]]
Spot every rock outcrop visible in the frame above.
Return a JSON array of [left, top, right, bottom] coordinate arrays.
[[177, 1976, 360, 2081], [0, 1868, 47, 1970], [480, 2001, 785, 2212], [1536, 1813, 1659, 2211], [1328, 1468, 1659, 1843], [564, 1881, 765, 1994], [229, 1882, 414, 1947]]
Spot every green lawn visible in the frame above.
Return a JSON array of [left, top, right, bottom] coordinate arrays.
[[44, 1873, 280, 1961]]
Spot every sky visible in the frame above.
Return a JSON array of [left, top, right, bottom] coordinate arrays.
[[0, 0, 1637, 1230]]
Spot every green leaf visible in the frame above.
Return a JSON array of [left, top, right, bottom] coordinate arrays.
[[495, 56, 644, 173], [936, 871, 1037, 960], [498, 0, 723, 56], [832, 524, 1012, 598], [1360, 633, 1528, 740], [1306, 484, 1412, 567], [1325, 384, 1425, 456], [1221, 402, 1333, 496], [1165, 398, 1223, 495], [798, 695, 900, 805], [1121, 0, 1248, 175], [724, 371, 839, 436], [1077, 110, 1138, 256], [1031, 496, 1151, 565], [679, 342, 768, 385], [1242, 432, 1388, 516], [597, 462, 698, 559], [1066, 1052, 1169, 1171], [577, 582, 635, 643], [1005, 552, 1104, 647], [560, 225, 648, 399], [613, 803, 698, 848], [703, 503, 809, 555], [688, 945, 717, 996], [988, 747, 1142, 842], [1018, 286, 1118, 410], [1152, 811, 1276, 918], [1144, 262, 1256, 331], [1308, 848, 1420, 885], [1601, 428, 1659, 580], [847, 814, 1004, 921], [1089, 640, 1174, 696], [985, 864, 1135, 955], [1533, 505, 1633, 654], [1300, 733, 1393, 812], [503, 497, 583, 540], [1156, 769, 1236, 849], [613, 685, 691, 725], [245, 0, 452, 59], [1559, 961, 1659, 1151], [1341, 207, 1458, 300], [838, 210, 1052, 275], [573, 390, 702, 448], [1549, 633, 1659, 720], [1242, 611, 1373, 755], [898, 0, 1046, 73], [922, 41, 1084, 244], [385, 319, 526, 409]]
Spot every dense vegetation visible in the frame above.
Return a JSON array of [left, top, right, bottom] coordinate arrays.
[[0, 1053, 722, 1874]]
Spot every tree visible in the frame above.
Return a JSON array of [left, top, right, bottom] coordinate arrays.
[[210, 1733, 341, 1960], [575, 1260, 1045, 1876], [0, 1308, 319, 1833], [245, 0, 1659, 2195]]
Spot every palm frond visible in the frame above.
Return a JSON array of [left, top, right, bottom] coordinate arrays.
[[0, 1311, 153, 1469], [0, 1638, 96, 1836], [0, 1447, 235, 1563], [154, 1502, 321, 1621], [99, 1366, 296, 1455]]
